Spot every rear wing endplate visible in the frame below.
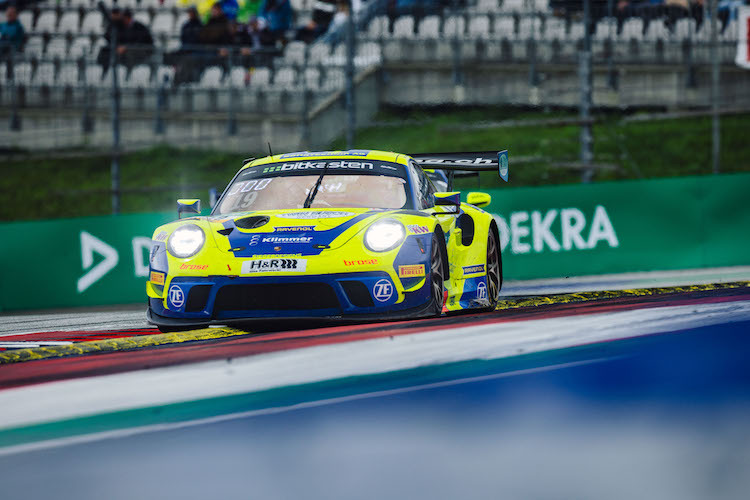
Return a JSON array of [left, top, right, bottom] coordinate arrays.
[[410, 151, 509, 182]]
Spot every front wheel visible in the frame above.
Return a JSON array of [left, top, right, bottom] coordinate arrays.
[[428, 233, 446, 316], [484, 229, 502, 311]]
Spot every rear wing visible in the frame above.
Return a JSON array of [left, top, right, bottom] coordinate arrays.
[[410, 151, 509, 183]]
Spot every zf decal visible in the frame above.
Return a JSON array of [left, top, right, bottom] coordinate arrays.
[[373, 279, 394, 302], [241, 259, 308, 274], [476, 282, 487, 301], [168, 285, 185, 308]]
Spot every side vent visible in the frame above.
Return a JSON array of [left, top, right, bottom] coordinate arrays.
[[235, 216, 270, 229]]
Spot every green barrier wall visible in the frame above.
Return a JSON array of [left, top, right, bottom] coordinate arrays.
[[1, 173, 748, 311]]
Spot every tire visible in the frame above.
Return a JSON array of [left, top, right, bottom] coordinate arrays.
[[428, 232, 446, 316], [484, 228, 502, 311]]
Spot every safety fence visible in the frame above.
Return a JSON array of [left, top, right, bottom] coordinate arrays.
[[1, 172, 748, 311]]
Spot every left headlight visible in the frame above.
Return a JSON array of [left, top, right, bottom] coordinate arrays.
[[167, 224, 205, 258], [364, 219, 405, 252]]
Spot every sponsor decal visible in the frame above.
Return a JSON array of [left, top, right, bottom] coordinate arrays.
[[463, 264, 485, 275], [407, 225, 429, 234], [280, 150, 371, 158], [154, 231, 168, 242], [277, 211, 355, 219], [77, 232, 119, 294], [398, 264, 425, 278], [262, 161, 374, 174], [241, 258, 307, 274], [476, 282, 487, 301], [251, 253, 303, 258], [493, 205, 619, 255], [149, 271, 165, 285], [274, 226, 315, 232], [372, 279, 394, 302], [179, 263, 209, 271], [344, 258, 379, 266], [168, 285, 185, 308], [248, 234, 312, 246]]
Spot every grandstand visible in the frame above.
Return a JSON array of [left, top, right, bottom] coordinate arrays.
[[0, 0, 746, 151]]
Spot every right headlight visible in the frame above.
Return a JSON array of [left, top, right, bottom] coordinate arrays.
[[167, 224, 205, 258], [364, 219, 405, 252]]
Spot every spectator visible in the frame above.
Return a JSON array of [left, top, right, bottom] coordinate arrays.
[[234, 15, 276, 67], [0, 4, 25, 52], [258, 0, 292, 41], [200, 2, 233, 55], [219, 0, 240, 21], [97, 8, 154, 74], [169, 6, 204, 85], [295, 0, 336, 43], [181, 5, 204, 47]]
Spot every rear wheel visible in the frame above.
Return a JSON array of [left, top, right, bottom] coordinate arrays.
[[485, 229, 502, 311], [428, 233, 445, 316]]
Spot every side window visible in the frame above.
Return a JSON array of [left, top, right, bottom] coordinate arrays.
[[409, 161, 435, 209]]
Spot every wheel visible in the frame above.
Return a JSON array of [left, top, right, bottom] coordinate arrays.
[[484, 228, 502, 311], [428, 232, 445, 316]]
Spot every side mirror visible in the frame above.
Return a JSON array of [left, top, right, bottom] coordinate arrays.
[[433, 192, 461, 214], [177, 199, 201, 218], [467, 192, 491, 208]]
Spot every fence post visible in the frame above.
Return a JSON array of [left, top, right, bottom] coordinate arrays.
[[9, 47, 22, 131], [80, 56, 94, 133], [579, 0, 594, 183], [709, 0, 720, 174], [345, 0, 356, 149], [227, 49, 237, 136]]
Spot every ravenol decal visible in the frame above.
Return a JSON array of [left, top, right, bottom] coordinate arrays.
[[168, 285, 185, 308], [149, 271, 165, 285], [241, 259, 308, 274], [463, 264, 485, 275], [398, 264, 425, 278], [262, 161, 373, 173], [476, 281, 487, 301], [373, 279, 394, 302], [277, 211, 355, 219], [407, 225, 429, 234], [274, 226, 315, 232]]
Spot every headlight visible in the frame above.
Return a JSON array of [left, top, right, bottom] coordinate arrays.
[[167, 224, 205, 258], [364, 219, 405, 252]]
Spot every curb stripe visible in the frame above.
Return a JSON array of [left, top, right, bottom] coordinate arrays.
[[1, 281, 748, 366]]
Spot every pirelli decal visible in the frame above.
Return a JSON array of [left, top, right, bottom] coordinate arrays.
[[398, 264, 425, 278], [149, 271, 165, 285], [241, 258, 307, 274]]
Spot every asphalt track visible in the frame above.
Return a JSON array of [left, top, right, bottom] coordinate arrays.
[[1, 269, 749, 500]]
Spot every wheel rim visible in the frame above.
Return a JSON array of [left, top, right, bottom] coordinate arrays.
[[431, 237, 444, 307], [486, 232, 500, 302]]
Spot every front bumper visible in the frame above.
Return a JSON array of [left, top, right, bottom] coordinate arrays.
[[147, 271, 433, 327]]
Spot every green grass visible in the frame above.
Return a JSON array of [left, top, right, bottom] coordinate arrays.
[[1, 107, 748, 221]]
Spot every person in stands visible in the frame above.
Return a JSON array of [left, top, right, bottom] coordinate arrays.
[[0, 4, 25, 52], [258, 0, 292, 42], [97, 8, 154, 74], [295, 0, 336, 43]]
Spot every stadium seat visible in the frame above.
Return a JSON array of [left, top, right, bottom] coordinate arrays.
[[477, 0, 499, 12], [443, 16, 466, 37], [417, 16, 440, 39], [468, 15, 490, 39], [152, 12, 174, 36], [24, 36, 44, 57], [85, 64, 103, 85], [13, 62, 33, 85], [35, 11, 57, 32], [58, 63, 80, 85], [81, 12, 104, 34], [273, 66, 297, 88], [308, 42, 331, 64], [33, 62, 56, 86], [70, 36, 92, 57], [393, 16, 415, 38], [249, 67, 271, 87], [58, 12, 80, 33], [303, 66, 320, 89], [545, 16, 567, 40], [493, 16, 515, 37], [674, 18, 696, 39], [174, 13, 188, 35], [133, 11, 151, 28], [283, 41, 307, 65], [322, 67, 344, 91], [499, 0, 524, 13], [644, 19, 669, 41], [620, 18, 644, 40], [18, 11, 33, 31], [593, 17, 617, 41], [367, 15, 388, 38], [127, 64, 152, 87], [568, 20, 585, 40], [155, 65, 174, 85], [356, 41, 382, 66], [230, 66, 248, 87], [46, 39, 68, 58], [199, 66, 224, 88], [518, 16, 541, 38]]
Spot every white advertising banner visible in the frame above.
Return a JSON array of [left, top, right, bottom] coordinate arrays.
[[737, 6, 750, 69]]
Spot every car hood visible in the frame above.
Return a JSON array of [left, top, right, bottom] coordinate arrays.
[[205, 208, 395, 257]]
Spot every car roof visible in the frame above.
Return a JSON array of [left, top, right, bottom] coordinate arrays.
[[241, 150, 408, 170]]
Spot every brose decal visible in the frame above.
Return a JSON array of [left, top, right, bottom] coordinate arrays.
[[398, 264, 425, 277], [344, 259, 379, 266], [241, 259, 308, 274]]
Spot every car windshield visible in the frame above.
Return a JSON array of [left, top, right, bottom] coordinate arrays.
[[215, 160, 411, 215]]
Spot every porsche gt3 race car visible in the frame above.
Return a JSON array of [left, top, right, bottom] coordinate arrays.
[[146, 149, 508, 331]]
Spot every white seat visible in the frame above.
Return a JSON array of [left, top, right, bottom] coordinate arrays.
[[417, 15, 440, 39], [85, 64, 103, 85], [35, 11, 57, 33], [152, 12, 174, 36], [199, 65, 224, 88], [518, 16, 541, 38], [356, 41, 381, 65], [643, 19, 669, 41], [230, 66, 248, 87], [477, 0, 499, 11], [367, 15, 388, 38], [13, 62, 33, 84], [18, 11, 33, 30], [133, 12, 151, 28], [322, 67, 344, 90], [393, 16, 414, 38], [58, 12, 80, 33], [303, 66, 320, 89], [443, 16, 466, 37], [173, 13, 188, 35], [593, 16, 616, 41], [81, 12, 104, 34], [127, 64, 152, 87], [34, 62, 56, 85], [499, 0, 524, 13], [249, 67, 271, 87], [155, 65, 174, 85], [720, 19, 737, 41], [70, 0, 92, 6], [70, 37, 92, 58], [23, 36, 44, 57], [620, 18, 643, 40], [273, 66, 297, 88], [493, 16, 515, 37], [308, 42, 331, 63], [468, 15, 490, 38], [283, 41, 307, 65], [46, 39, 68, 58], [58, 63, 80, 85]]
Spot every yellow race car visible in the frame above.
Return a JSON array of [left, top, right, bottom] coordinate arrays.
[[146, 149, 508, 331]]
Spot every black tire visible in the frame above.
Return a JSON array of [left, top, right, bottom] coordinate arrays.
[[428, 232, 446, 316], [484, 228, 502, 311]]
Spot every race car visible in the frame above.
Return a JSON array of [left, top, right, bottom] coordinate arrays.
[[146, 149, 509, 331]]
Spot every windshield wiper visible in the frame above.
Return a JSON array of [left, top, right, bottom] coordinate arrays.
[[303, 164, 330, 208]]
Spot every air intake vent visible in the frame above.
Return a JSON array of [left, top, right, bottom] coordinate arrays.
[[234, 216, 270, 229]]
